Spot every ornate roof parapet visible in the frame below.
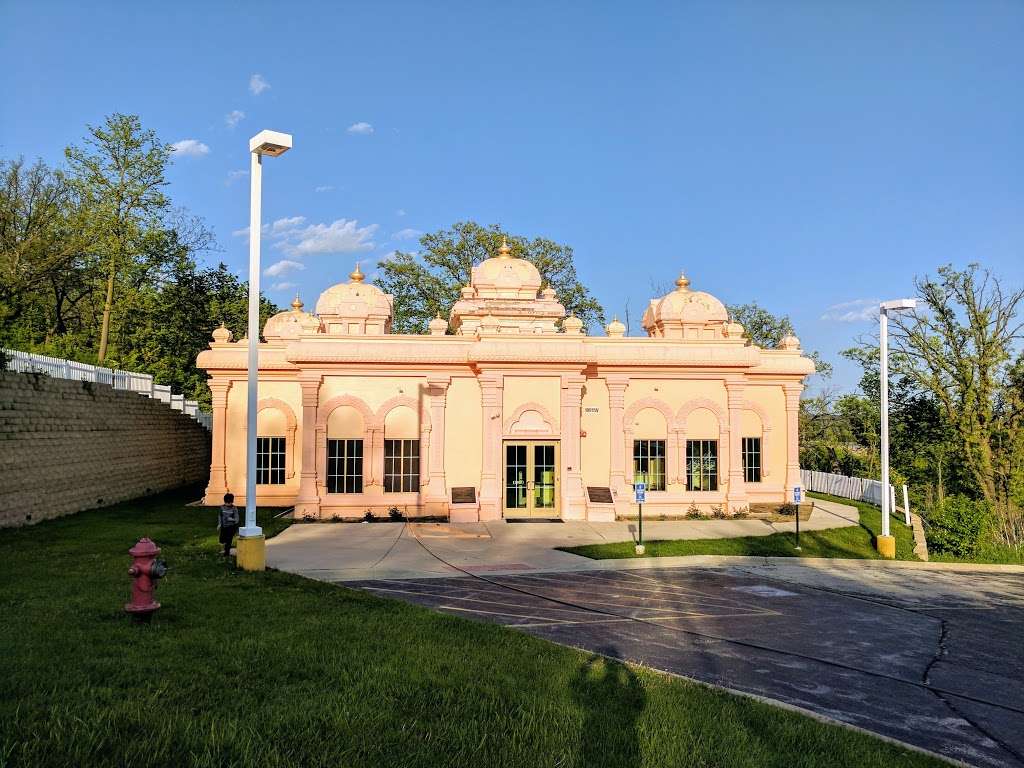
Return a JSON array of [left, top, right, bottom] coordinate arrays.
[[315, 263, 393, 335], [449, 239, 566, 336], [641, 270, 739, 342]]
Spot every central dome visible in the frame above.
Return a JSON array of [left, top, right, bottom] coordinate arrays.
[[471, 237, 542, 299], [315, 264, 393, 335], [642, 272, 732, 340]]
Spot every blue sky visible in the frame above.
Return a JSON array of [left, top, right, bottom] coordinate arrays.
[[2, 0, 1022, 391]]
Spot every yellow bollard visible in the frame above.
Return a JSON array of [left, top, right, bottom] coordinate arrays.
[[236, 534, 266, 571], [875, 535, 896, 559]]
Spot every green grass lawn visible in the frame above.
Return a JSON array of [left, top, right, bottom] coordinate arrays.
[[0, 487, 945, 768], [560, 492, 918, 561]]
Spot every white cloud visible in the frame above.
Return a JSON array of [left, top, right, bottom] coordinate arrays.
[[272, 281, 297, 291], [347, 122, 374, 135], [392, 228, 421, 241], [314, 185, 334, 193], [270, 216, 306, 234], [264, 259, 305, 277], [225, 169, 249, 185], [225, 110, 245, 128], [395, 208, 406, 217], [820, 298, 880, 323], [249, 73, 271, 95], [283, 219, 378, 255], [171, 139, 210, 157]]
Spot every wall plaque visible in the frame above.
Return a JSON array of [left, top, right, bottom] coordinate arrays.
[[587, 486, 614, 504], [451, 487, 477, 504]]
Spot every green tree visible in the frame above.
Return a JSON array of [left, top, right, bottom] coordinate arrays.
[[64, 113, 172, 362], [375, 221, 604, 333], [727, 302, 833, 377]]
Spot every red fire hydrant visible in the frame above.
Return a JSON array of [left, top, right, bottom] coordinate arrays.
[[125, 538, 167, 622]]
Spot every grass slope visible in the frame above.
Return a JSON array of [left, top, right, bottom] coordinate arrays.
[[560, 492, 918, 561], [0, 488, 943, 768]]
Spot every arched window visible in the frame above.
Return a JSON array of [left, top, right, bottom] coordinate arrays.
[[684, 408, 720, 491], [256, 408, 287, 485], [631, 407, 668, 491], [384, 406, 420, 493], [327, 406, 364, 494]]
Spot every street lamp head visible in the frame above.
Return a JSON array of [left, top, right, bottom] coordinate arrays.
[[249, 129, 293, 157], [880, 298, 917, 313]]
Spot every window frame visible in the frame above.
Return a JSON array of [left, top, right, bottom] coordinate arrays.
[[632, 439, 667, 491], [256, 435, 286, 485], [742, 436, 762, 484], [327, 438, 364, 494], [685, 439, 719, 492], [384, 438, 420, 493]]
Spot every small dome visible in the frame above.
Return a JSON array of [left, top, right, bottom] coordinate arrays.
[[642, 270, 729, 339], [211, 323, 232, 345], [471, 237, 543, 299], [606, 317, 626, 338], [264, 296, 315, 341], [563, 314, 584, 335], [315, 264, 393, 335], [777, 334, 801, 351], [428, 314, 448, 336]]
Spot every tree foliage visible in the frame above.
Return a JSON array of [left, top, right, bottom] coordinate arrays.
[[374, 221, 605, 333]]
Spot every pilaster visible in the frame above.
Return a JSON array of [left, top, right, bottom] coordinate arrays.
[[725, 380, 748, 513], [560, 373, 587, 520], [295, 375, 321, 518], [783, 382, 804, 500], [422, 376, 450, 511], [205, 379, 232, 503], [478, 372, 504, 520]]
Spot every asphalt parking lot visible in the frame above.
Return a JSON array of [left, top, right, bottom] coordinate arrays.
[[348, 565, 1024, 767]]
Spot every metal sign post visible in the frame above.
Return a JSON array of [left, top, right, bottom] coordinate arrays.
[[634, 480, 646, 555], [793, 485, 802, 551]]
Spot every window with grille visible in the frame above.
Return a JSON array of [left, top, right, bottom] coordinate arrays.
[[742, 437, 762, 483], [384, 439, 420, 493], [327, 439, 363, 494], [632, 439, 666, 491], [685, 439, 718, 491], [256, 436, 285, 485]]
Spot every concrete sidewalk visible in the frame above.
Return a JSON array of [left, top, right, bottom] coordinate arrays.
[[267, 498, 860, 581]]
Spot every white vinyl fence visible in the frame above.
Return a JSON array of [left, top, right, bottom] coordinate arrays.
[[801, 469, 910, 525], [3, 348, 211, 431]]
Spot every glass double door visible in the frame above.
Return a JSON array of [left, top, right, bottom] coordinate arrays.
[[504, 441, 560, 518]]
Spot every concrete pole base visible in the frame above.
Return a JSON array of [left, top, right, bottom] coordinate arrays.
[[875, 535, 896, 559], [635, 544, 646, 555], [237, 534, 266, 571]]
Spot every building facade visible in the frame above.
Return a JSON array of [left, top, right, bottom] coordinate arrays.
[[197, 242, 815, 521]]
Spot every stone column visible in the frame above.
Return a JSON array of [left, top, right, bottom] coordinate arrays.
[[606, 376, 629, 490], [783, 382, 804, 500], [295, 375, 321, 518], [423, 376, 450, 512], [205, 379, 231, 503], [725, 380, 748, 514], [367, 426, 384, 490], [478, 372, 503, 520], [560, 373, 586, 520]]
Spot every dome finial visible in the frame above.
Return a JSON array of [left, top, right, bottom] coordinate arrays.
[[291, 293, 304, 311], [497, 236, 511, 259], [349, 263, 365, 283], [675, 271, 691, 291]]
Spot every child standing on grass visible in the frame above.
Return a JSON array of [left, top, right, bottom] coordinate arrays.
[[218, 493, 240, 558]]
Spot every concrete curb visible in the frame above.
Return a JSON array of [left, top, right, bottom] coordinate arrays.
[[578, 553, 1024, 574]]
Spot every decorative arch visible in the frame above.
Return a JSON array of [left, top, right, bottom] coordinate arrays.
[[623, 397, 678, 486], [623, 397, 676, 433], [375, 395, 432, 479], [675, 397, 727, 432], [503, 401, 557, 437], [317, 394, 377, 431]]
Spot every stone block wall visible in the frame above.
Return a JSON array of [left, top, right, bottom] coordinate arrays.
[[0, 371, 211, 527]]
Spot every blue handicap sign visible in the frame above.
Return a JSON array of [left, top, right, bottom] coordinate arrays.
[[635, 482, 646, 503], [793, 486, 802, 503]]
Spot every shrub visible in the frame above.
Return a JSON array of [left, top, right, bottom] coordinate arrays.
[[686, 502, 703, 519], [388, 506, 403, 521], [925, 495, 992, 558], [363, 510, 374, 523], [777, 503, 798, 517], [711, 505, 727, 519]]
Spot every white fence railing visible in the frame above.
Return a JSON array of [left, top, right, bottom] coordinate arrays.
[[3, 348, 211, 431], [801, 469, 911, 525]]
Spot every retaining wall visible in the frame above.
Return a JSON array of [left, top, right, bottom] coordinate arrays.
[[0, 371, 211, 527]]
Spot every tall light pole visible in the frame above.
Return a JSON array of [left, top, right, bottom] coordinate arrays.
[[878, 297, 916, 557], [238, 130, 292, 572]]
